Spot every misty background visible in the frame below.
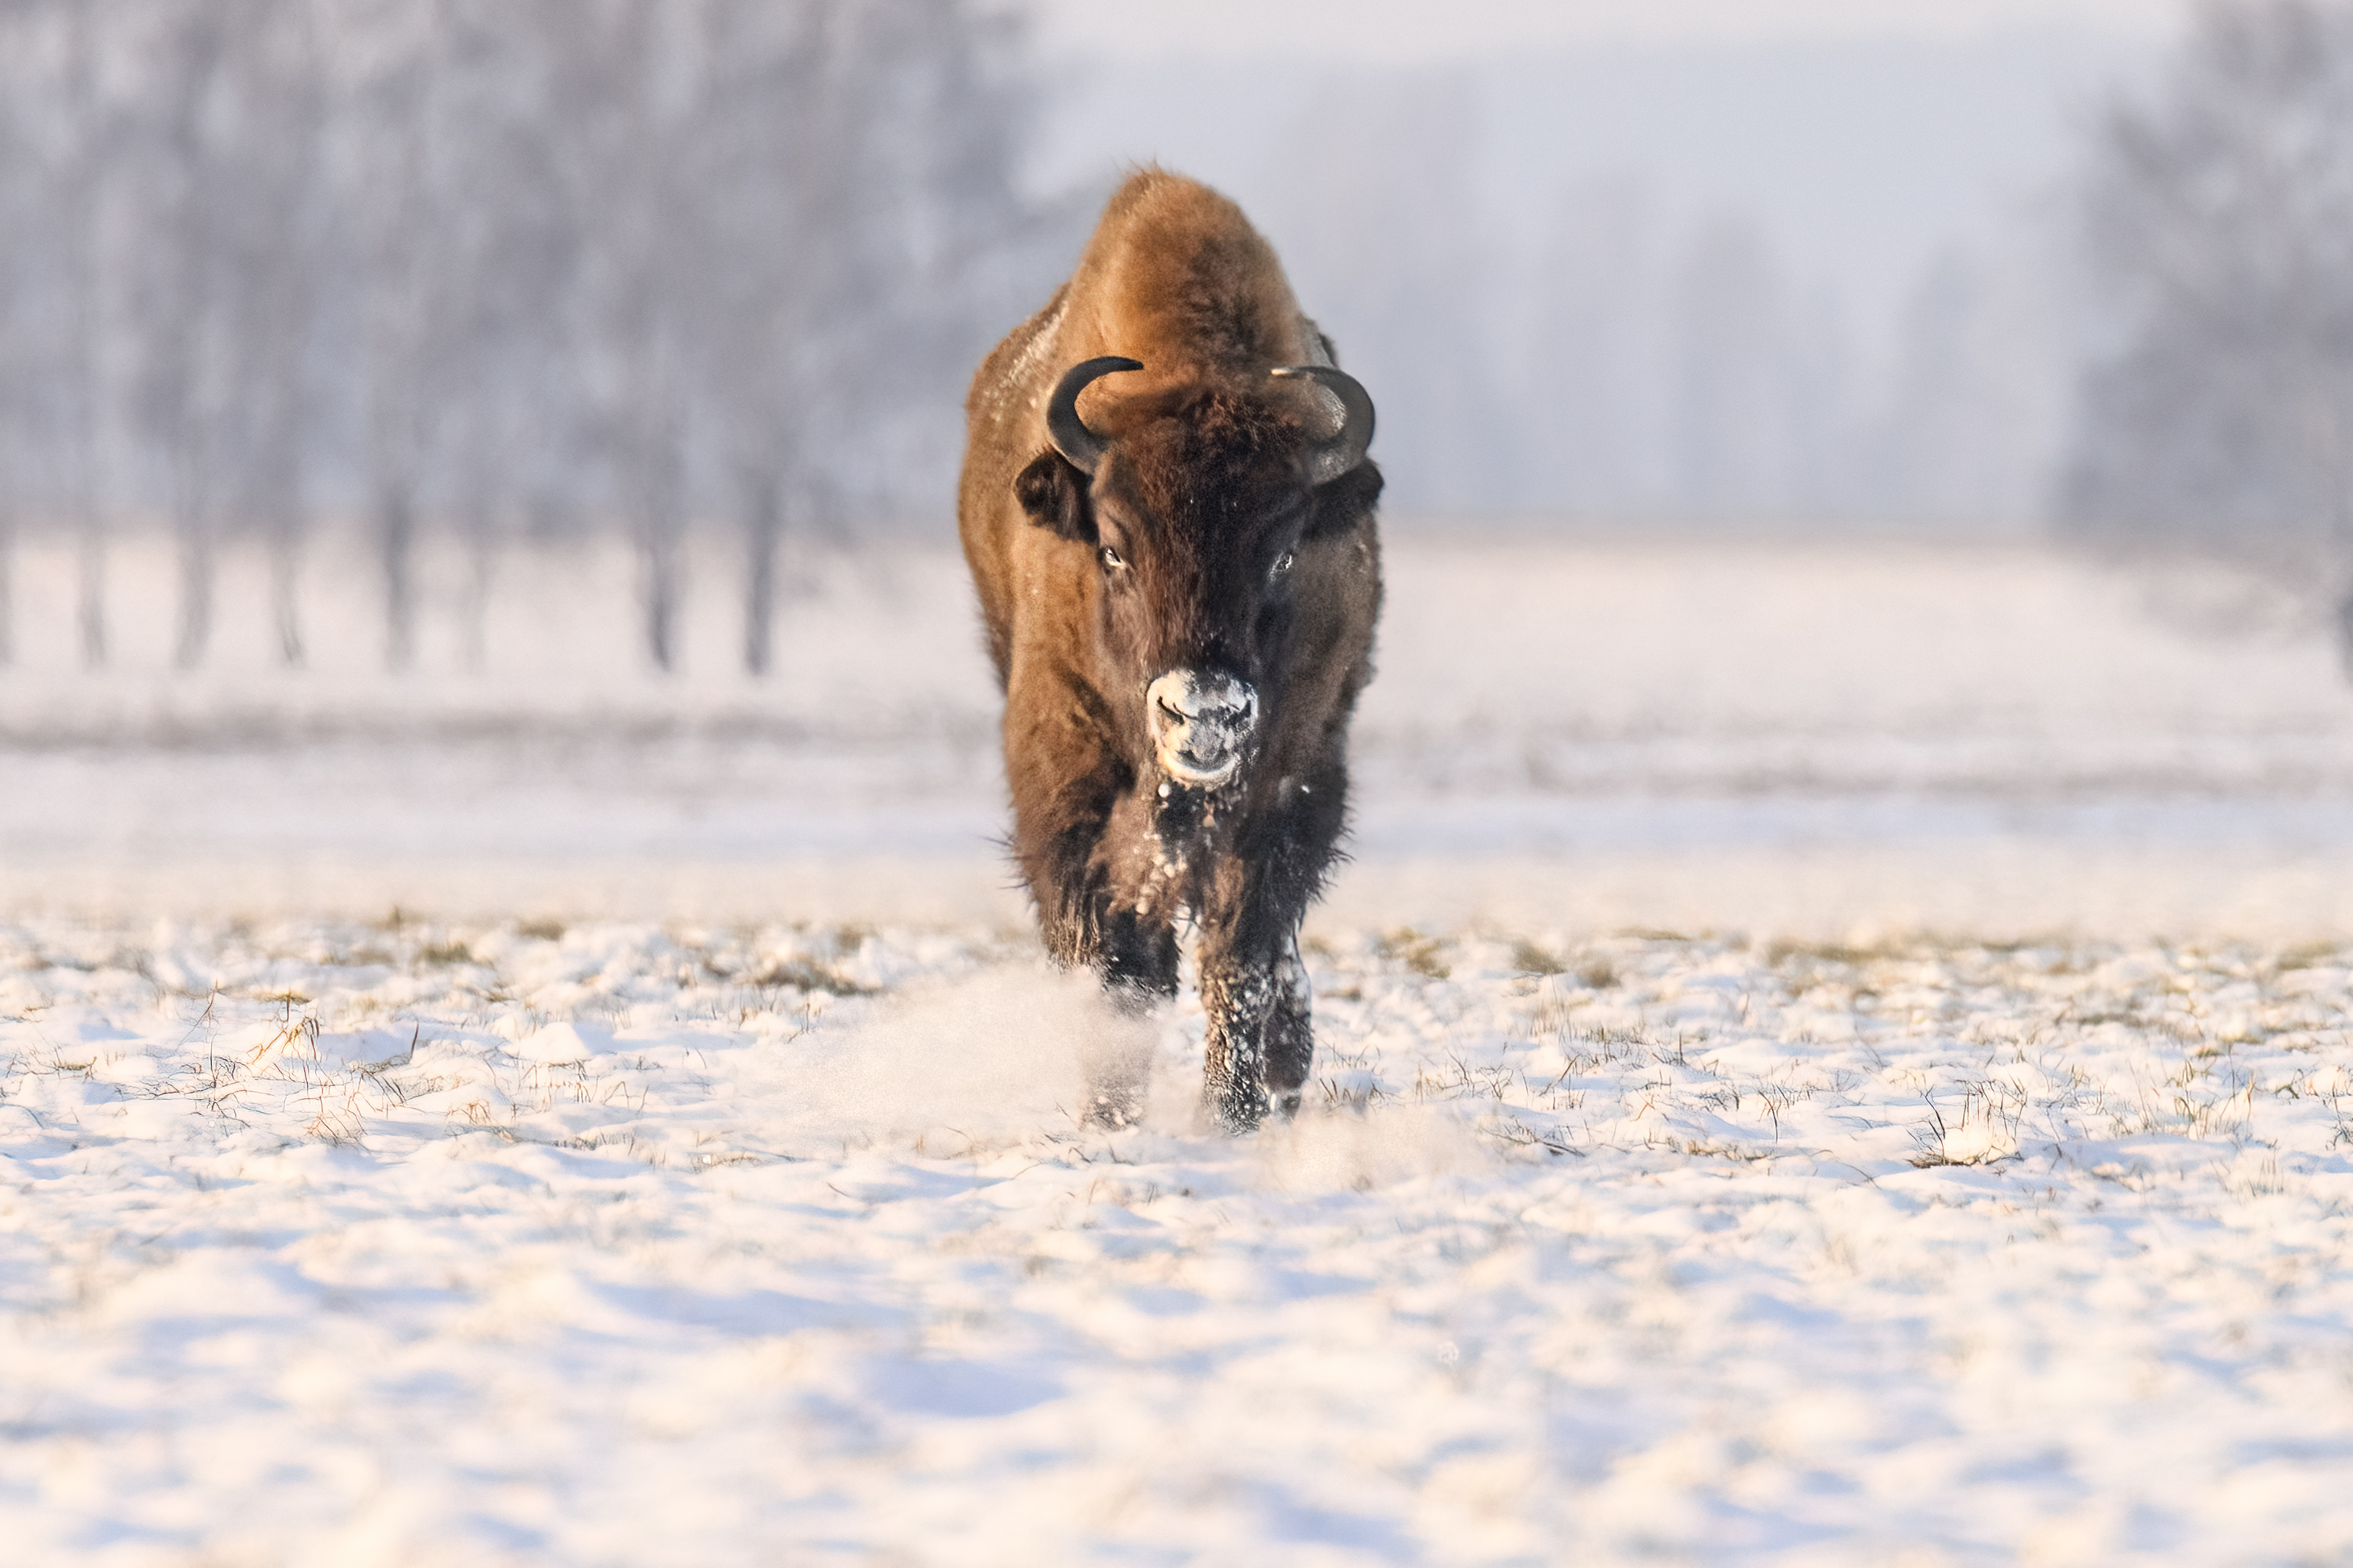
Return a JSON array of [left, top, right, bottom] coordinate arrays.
[[1, 0, 2350, 677], [1026, 29, 2128, 529]]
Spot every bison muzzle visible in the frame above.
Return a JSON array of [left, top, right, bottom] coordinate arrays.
[[957, 171, 1383, 1132]]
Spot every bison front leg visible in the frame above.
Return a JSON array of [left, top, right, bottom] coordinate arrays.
[[1198, 927, 1315, 1131], [1006, 737, 1181, 1128], [1264, 933, 1314, 1116], [1197, 766, 1347, 1130], [1197, 940, 1275, 1132], [1196, 835, 1322, 1133], [1081, 786, 1200, 1127], [1081, 898, 1177, 1130]]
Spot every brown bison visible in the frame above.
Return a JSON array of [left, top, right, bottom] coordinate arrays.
[[957, 170, 1382, 1131]]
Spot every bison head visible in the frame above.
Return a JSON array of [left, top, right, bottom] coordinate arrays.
[[1014, 357, 1376, 790]]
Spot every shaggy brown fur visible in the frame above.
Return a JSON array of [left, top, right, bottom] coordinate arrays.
[[958, 170, 1383, 1130]]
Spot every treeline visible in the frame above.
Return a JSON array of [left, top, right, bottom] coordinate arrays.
[[2062, 0, 2353, 651], [0, 0, 1041, 673]]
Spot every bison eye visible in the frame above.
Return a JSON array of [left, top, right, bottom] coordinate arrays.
[[1100, 545, 1127, 570], [1270, 551, 1294, 580]]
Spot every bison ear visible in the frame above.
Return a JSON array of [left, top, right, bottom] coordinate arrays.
[[1014, 451, 1097, 544], [1305, 458, 1383, 541]]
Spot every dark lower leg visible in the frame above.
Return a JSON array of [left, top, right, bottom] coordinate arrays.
[[1262, 933, 1313, 1118], [1201, 952, 1277, 1132], [1086, 907, 1176, 1128], [1081, 996, 1156, 1127]]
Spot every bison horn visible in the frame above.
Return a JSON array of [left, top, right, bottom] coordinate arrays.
[[1272, 366, 1375, 484], [1045, 356, 1142, 475]]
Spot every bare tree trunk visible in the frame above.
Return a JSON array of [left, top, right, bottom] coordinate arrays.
[[459, 494, 495, 674], [0, 499, 13, 667], [77, 517, 106, 667], [64, 0, 103, 669], [169, 416, 215, 667], [270, 525, 305, 667], [173, 538, 213, 668], [253, 0, 326, 671], [173, 479, 213, 670], [630, 399, 684, 674], [637, 501, 680, 674], [379, 480, 417, 670], [2327, 574, 2353, 682], [359, 25, 431, 679], [740, 468, 781, 675], [253, 407, 312, 663], [153, 7, 231, 674]]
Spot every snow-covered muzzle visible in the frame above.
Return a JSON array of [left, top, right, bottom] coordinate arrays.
[[1146, 669, 1259, 787]]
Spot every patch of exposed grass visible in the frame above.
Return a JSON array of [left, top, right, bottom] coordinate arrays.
[[1510, 940, 1563, 977], [745, 958, 872, 997], [1380, 928, 1450, 981], [1909, 1081, 2027, 1167]]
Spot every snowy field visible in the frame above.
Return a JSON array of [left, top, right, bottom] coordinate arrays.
[[9, 533, 2353, 1563], [10, 530, 2353, 935]]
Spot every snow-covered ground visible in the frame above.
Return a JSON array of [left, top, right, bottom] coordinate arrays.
[[8, 533, 2353, 1563], [10, 919, 2353, 1565], [10, 531, 2353, 936]]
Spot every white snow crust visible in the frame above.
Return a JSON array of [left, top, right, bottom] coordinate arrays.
[[6, 919, 2353, 1565], [9, 536, 2353, 1562], [10, 534, 2353, 936]]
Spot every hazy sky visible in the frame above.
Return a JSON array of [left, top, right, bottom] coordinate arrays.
[[1011, 4, 2184, 431], [1018, 0, 2185, 60]]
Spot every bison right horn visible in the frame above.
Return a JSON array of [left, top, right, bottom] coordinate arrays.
[[1272, 365, 1375, 484], [1045, 356, 1142, 475]]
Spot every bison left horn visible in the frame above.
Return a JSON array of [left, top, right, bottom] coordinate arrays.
[[1272, 366, 1375, 484], [1045, 356, 1142, 475]]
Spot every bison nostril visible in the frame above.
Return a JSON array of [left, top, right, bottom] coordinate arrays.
[[1146, 671, 1259, 754]]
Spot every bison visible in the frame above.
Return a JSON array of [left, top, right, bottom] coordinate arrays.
[[957, 170, 1382, 1131]]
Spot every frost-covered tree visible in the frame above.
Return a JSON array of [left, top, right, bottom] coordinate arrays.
[[2062, 0, 2353, 655], [213, 0, 330, 666], [0, 0, 1035, 674], [687, 0, 829, 675], [0, 0, 119, 664], [688, 0, 1034, 673], [0, 9, 28, 666]]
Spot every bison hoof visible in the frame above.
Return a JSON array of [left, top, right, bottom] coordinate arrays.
[[1210, 1082, 1271, 1135], [1084, 1085, 1142, 1130], [1082, 1068, 1146, 1130]]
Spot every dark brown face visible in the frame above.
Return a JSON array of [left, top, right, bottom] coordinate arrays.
[[1015, 386, 1369, 788]]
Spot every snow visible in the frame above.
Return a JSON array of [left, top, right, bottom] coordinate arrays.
[[8, 533, 2353, 1562], [10, 533, 2353, 936], [10, 920, 2353, 1564]]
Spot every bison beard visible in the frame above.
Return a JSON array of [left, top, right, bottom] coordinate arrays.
[[957, 170, 1383, 1132]]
